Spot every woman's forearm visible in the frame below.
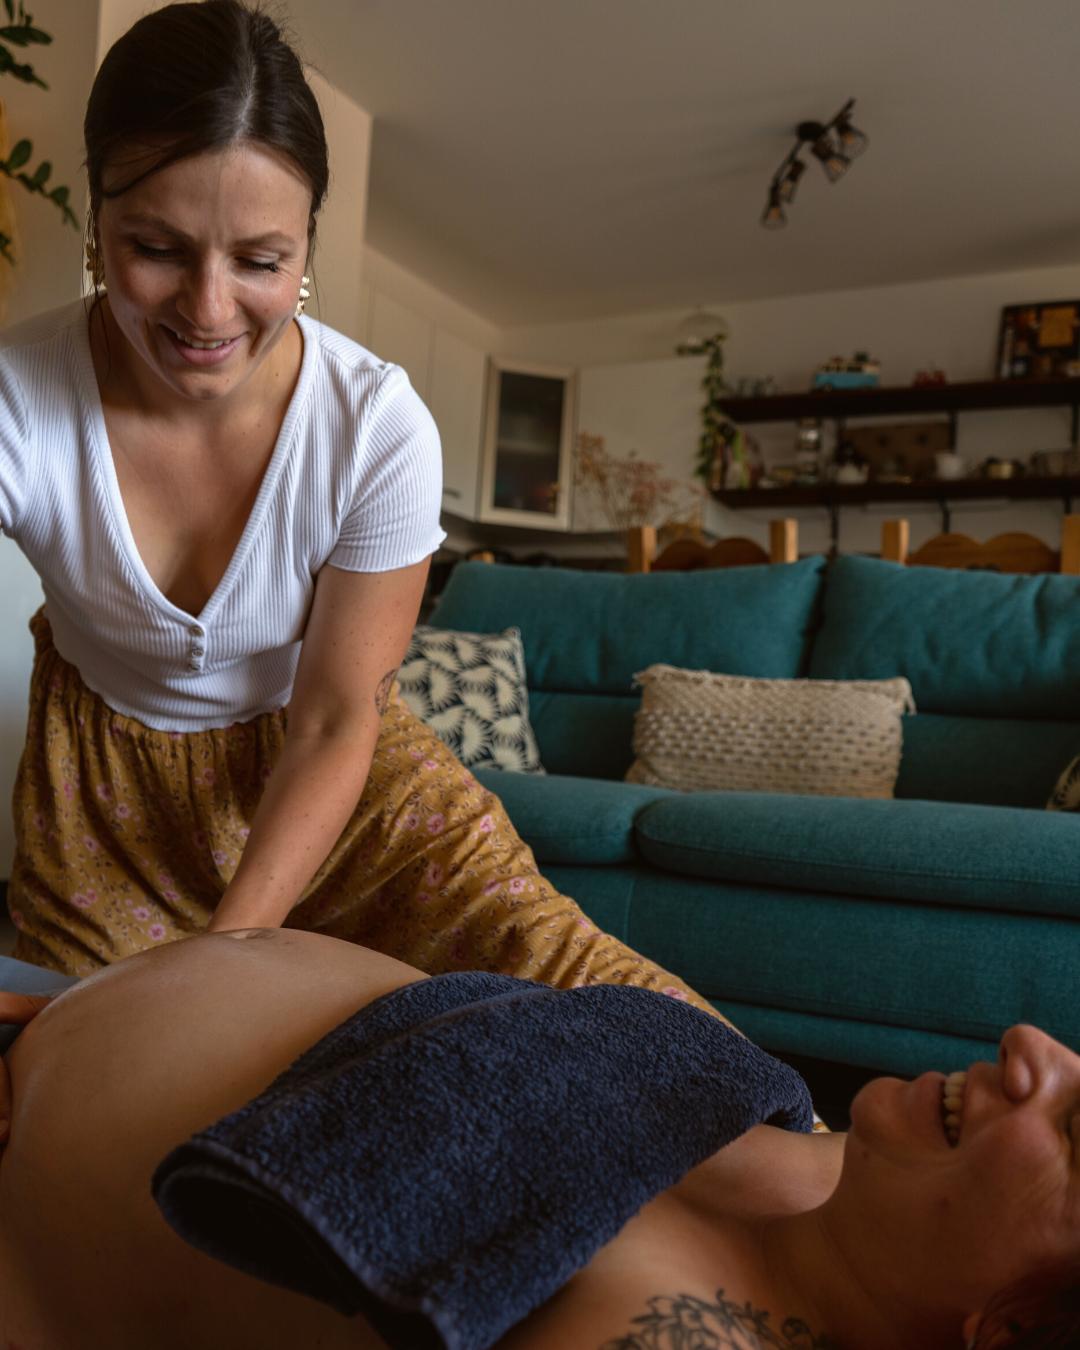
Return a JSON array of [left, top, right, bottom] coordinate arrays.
[[206, 717, 382, 931]]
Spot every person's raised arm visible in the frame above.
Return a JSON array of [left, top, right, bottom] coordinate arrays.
[[205, 556, 430, 933]]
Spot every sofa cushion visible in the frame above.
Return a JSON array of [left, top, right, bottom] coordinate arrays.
[[429, 558, 827, 695], [472, 767, 673, 864], [544, 864, 1078, 1070], [634, 792, 1080, 917], [896, 713, 1080, 808], [527, 691, 638, 780], [626, 665, 913, 798], [809, 555, 1080, 718], [399, 625, 544, 773]]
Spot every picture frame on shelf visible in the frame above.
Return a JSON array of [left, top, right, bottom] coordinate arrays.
[[996, 299, 1080, 381]]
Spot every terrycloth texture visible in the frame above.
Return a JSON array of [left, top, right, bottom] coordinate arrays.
[[153, 972, 812, 1350]]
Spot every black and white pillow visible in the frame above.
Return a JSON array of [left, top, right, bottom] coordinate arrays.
[[1047, 753, 1080, 811], [398, 625, 545, 773]]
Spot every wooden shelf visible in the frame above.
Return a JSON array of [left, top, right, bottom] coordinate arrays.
[[711, 474, 1080, 511], [717, 377, 1080, 424]]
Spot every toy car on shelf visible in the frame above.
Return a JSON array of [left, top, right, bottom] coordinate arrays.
[[812, 352, 881, 391]]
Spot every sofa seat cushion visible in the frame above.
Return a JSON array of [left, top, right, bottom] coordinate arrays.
[[473, 767, 673, 865], [634, 793, 1080, 917]]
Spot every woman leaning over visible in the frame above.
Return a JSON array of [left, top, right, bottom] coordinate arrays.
[[0, 0, 718, 1018]]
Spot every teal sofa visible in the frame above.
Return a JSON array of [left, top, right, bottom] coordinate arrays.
[[428, 554, 1080, 1077]]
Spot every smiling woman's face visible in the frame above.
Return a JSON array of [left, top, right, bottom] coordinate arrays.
[[837, 1025, 1080, 1316], [94, 140, 312, 410]]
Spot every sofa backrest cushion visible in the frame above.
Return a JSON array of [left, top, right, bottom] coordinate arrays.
[[809, 555, 1080, 719], [428, 558, 827, 777]]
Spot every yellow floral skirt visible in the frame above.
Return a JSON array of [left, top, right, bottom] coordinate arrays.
[[8, 611, 730, 1025]]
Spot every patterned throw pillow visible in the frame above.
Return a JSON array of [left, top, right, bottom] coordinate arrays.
[[1047, 755, 1080, 810], [626, 665, 914, 798], [398, 625, 545, 773]]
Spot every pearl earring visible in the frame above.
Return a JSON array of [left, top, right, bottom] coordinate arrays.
[[295, 275, 311, 318]]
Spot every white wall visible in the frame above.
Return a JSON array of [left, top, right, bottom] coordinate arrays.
[[500, 261, 1080, 557]]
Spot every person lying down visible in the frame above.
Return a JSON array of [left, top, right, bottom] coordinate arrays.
[[0, 929, 1077, 1350]]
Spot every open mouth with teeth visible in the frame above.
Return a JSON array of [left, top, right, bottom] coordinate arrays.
[[942, 1070, 966, 1146], [166, 327, 237, 351]]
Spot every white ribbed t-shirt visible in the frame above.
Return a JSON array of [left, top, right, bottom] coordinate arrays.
[[0, 301, 446, 732]]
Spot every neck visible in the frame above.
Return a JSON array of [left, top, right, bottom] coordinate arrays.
[[755, 1206, 963, 1350]]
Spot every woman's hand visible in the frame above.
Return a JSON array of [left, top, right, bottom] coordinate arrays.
[[0, 991, 54, 1147]]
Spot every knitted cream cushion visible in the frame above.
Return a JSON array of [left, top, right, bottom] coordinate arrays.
[[626, 665, 915, 798]]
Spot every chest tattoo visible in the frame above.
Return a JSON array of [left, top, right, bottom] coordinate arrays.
[[599, 1289, 839, 1350]]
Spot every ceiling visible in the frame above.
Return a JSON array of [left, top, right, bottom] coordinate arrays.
[[303, 0, 1080, 325]]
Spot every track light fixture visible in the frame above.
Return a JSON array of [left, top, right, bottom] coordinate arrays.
[[760, 97, 867, 229]]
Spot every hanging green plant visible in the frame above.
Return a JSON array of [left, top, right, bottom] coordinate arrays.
[[0, 0, 78, 264], [692, 334, 737, 486]]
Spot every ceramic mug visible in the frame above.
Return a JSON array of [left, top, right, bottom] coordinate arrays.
[[934, 452, 965, 481]]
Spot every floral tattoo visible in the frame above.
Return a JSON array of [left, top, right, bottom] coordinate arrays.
[[599, 1290, 838, 1350], [374, 668, 397, 715]]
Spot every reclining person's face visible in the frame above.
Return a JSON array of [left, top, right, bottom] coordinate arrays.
[[837, 1024, 1080, 1315]]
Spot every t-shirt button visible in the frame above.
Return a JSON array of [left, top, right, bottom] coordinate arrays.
[[189, 624, 203, 636], [191, 645, 205, 656], [188, 659, 202, 672]]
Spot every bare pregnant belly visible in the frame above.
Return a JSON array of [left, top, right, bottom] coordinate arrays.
[[0, 929, 423, 1350]]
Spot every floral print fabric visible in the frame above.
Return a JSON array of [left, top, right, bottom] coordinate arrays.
[[8, 610, 730, 1026]]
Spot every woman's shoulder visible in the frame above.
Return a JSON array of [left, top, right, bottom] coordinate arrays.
[[298, 313, 428, 420], [1, 298, 87, 361]]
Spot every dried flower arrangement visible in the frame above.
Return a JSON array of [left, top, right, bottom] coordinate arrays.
[[574, 432, 704, 532]]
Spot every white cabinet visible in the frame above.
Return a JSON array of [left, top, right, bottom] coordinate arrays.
[[368, 291, 433, 399], [428, 328, 486, 520], [478, 359, 577, 531]]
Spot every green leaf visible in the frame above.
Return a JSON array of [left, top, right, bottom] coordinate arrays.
[[6, 138, 30, 170], [48, 183, 67, 205], [0, 24, 51, 45], [28, 158, 49, 187], [0, 45, 46, 85], [2, 1, 12, 22]]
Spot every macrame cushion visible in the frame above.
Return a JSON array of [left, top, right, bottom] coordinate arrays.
[[399, 625, 545, 774], [1047, 755, 1080, 811], [626, 665, 915, 799]]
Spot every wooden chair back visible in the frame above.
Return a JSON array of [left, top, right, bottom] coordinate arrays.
[[627, 519, 798, 573], [881, 516, 1080, 575]]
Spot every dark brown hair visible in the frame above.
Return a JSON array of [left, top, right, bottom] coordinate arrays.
[[972, 1268, 1080, 1348], [84, 0, 328, 234]]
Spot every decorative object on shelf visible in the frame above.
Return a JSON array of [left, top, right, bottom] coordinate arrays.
[[761, 97, 868, 229], [845, 420, 952, 482], [933, 451, 965, 481], [980, 457, 1024, 480], [831, 440, 869, 486], [674, 305, 728, 357], [1030, 448, 1080, 477], [574, 432, 703, 532], [996, 300, 1080, 380], [813, 352, 881, 390], [677, 319, 739, 486], [0, 1, 80, 270], [793, 418, 823, 483], [913, 366, 948, 387]]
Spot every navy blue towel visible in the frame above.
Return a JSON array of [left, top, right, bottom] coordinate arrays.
[[153, 973, 812, 1350]]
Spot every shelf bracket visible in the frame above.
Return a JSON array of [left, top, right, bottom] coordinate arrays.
[[827, 498, 840, 555], [1072, 402, 1079, 450], [947, 410, 958, 450], [939, 498, 952, 534]]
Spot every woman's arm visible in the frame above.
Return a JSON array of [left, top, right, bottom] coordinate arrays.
[[0, 991, 53, 1141], [206, 556, 431, 933]]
